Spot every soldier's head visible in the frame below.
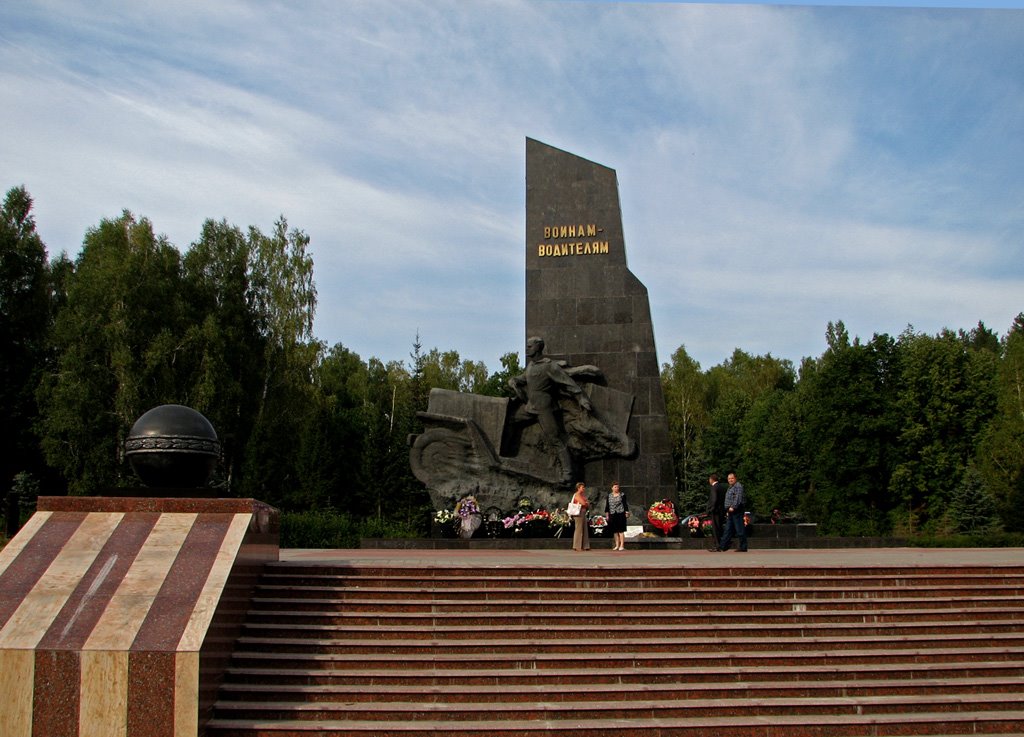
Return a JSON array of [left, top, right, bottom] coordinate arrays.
[[526, 336, 545, 359]]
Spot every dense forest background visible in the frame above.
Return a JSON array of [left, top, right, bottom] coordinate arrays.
[[2, 185, 1022, 540]]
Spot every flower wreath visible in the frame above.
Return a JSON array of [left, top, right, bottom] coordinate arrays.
[[647, 499, 679, 534]]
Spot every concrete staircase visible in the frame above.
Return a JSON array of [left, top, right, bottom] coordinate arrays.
[[206, 561, 1024, 736]]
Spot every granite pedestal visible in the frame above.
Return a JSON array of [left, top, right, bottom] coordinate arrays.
[[0, 496, 278, 737]]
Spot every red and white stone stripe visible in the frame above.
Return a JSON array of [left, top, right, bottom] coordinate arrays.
[[0, 498, 272, 737]]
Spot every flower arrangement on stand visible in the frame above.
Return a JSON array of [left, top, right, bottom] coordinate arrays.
[[483, 506, 506, 538], [682, 514, 714, 538], [439, 500, 637, 539], [455, 495, 479, 516], [433, 508, 458, 538], [521, 508, 551, 536], [501, 507, 556, 537], [549, 508, 572, 537], [502, 511, 527, 535], [454, 495, 482, 539], [647, 499, 679, 535]]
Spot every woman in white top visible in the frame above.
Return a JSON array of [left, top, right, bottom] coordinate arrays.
[[571, 482, 590, 551]]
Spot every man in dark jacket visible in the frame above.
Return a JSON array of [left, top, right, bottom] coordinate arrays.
[[716, 472, 748, 552], [705, 474, 727, 550]]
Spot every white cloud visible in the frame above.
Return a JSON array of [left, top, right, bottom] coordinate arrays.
[[1, 1, 1021, 372]]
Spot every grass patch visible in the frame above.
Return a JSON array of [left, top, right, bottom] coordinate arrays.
[[280, 510, 423, 549], [907, 531, 1024, 548]]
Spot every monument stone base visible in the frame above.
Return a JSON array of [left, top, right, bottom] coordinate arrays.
[[0, 495, 278, 737]]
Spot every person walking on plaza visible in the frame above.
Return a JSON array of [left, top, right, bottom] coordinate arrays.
[[605, 482, 630, 551], [706, 474, 727, 550], [571, 481, 590, 551], [716, 472, 748, 552]]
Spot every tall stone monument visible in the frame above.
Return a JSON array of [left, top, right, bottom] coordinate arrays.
[[525, 138, 675, 512], [409, 140, 676, 518]]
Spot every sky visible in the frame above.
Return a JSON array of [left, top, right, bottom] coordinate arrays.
[[1, 1, 1022, 372]]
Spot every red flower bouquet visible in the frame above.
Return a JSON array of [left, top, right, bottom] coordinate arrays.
[[647, 499, 679, 535]]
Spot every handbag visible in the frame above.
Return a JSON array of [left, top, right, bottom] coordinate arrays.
[[567, 501, 582, 516]]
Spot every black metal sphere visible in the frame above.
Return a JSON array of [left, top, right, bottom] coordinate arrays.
[[125, 404, 220, 488]]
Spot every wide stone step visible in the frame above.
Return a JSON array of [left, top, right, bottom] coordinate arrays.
[[233, 631, 1024, 656], [250, 594, 1024, 614], [238, 616, 1023, 640], [253, 583, 1024, 601], [228, 644, 1024, 671], [243, 605, 1024, 627], [265, 563, 1024, 579], [216, 675, 1024, 703], [221, 660, 1024, 687], [258, 571, 1024, 589], [204, 711, 1024, 737], [214, 692, 1024, 722], [212, 560, 1024, 736]]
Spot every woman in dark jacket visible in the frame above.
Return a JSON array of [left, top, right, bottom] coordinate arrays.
[[605, 482, 629, 551]]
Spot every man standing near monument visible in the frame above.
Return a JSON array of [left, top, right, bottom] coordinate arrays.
[[705, 474, 727, 550], [509, 336, 593, 484], [716, 472, 748, 552]]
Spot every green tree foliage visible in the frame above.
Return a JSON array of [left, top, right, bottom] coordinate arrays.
[[975, 314, 1024, 530], [661, 345, 710, 511], [178, 216, 323, 507], [34, 210, 326, 505], [947, 464, 1000, 536], [796, 325, 898, 535], [738, 388, 803, 518], [701, 390, 750, 485], [181, 219, 263, 489], [231, 218, 321, 507], [701, 349, 796, 512], [960, 321, 1001, 355], [889, 327, 998, 534], [0, 187, 51, 491], [418, 347, 489, 394], [37, 212, 189, 493], [358, 358, 427, 525], [665, 318, 1007, 539], [286, 343, 367, 513], [478, 351, 523, 398]]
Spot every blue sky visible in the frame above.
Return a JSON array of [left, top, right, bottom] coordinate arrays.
[[1, 1, 1022, 371]]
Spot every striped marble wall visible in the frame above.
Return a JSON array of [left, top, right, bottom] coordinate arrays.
[[0, 497, 278, 737]]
